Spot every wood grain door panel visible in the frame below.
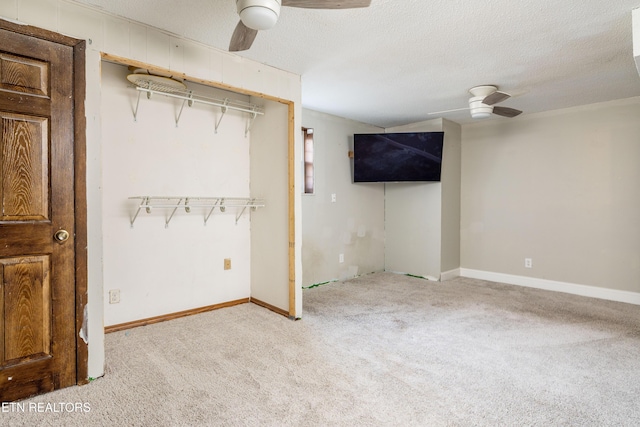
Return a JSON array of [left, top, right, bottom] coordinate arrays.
[[0, 26, 76, 402], [0, 53, 49, 97], [1, 112, 49, 221], [1, 256, 51, 364]]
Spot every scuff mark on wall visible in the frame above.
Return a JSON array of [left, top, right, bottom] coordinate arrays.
[[341, 231, 353, 244], [301, 109, 385, 287]]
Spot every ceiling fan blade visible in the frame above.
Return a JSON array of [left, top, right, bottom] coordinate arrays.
[[229, 21, 258, 52], [492, 106, 522, 118], [282, 0, 371, 8], [482, 91, 510, 106], [427, 107, 470, 115]]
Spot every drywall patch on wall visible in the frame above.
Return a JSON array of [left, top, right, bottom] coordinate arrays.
[[301, 109, 385, 287]]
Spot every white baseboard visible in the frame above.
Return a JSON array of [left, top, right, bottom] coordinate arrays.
[[440, 268, 461, 281], [460, 268, 640, 306]]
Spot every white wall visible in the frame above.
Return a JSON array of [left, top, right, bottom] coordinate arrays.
[[384, 118, 462, 279], [1, 0, 302, 379], [461, 97, 640, 301], [441, 119, 462, 274], [301, 109, 385, 286], [384, 182, 442, 279], [101, 62, 255, 325], [250, 98, 291, 313], [300, 113, 462, 285]]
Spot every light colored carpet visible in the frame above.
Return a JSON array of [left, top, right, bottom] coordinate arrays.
[[4, 272, 640, 426]]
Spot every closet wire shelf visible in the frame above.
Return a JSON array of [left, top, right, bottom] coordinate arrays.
[[130, 78, 265, 135], [129, 196, 265, 228]]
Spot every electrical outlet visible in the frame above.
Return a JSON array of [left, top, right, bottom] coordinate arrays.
[[224, 258, 231, 270], [339, 253, 344, 263], [109, 289, 120, 304], [524, 258, 533, 268], [331, 193, 336, 203]]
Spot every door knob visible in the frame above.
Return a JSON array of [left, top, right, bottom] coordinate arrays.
[[54, 229, 70, 243]]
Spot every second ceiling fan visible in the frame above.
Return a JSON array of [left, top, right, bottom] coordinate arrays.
[[429, 85, 523, 120], [230, 0, 371, 52]]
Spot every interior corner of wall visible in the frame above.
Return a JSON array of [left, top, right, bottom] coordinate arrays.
[[634, 8, 640, 75]]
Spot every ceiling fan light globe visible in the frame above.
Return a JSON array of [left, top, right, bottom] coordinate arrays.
[[471, 111, 491, 119], [237, 0, 281, 30], [240, 7, 278, 30]]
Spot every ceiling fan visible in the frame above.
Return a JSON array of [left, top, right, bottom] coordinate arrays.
[[229, 0, 372, 52], [428, 85, 523, 119]]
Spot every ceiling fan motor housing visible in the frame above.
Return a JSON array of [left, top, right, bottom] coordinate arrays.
[[237, 0, 281, 30], [468, 85, 497, 119], [469, 96, 493, 119]]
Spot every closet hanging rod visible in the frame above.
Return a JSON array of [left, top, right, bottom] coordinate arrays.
[[134, 87, 264, 116]]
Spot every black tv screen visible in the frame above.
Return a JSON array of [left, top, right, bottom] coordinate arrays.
[[353, 132, 444, 183]]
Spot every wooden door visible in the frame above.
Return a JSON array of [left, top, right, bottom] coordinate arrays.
[[0, 26, 78, 401]]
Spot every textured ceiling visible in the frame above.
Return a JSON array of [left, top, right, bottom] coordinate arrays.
[[72, 0, 640, 127]]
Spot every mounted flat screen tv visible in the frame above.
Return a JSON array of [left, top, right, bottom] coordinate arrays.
[[353, 132, 444, 183]]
